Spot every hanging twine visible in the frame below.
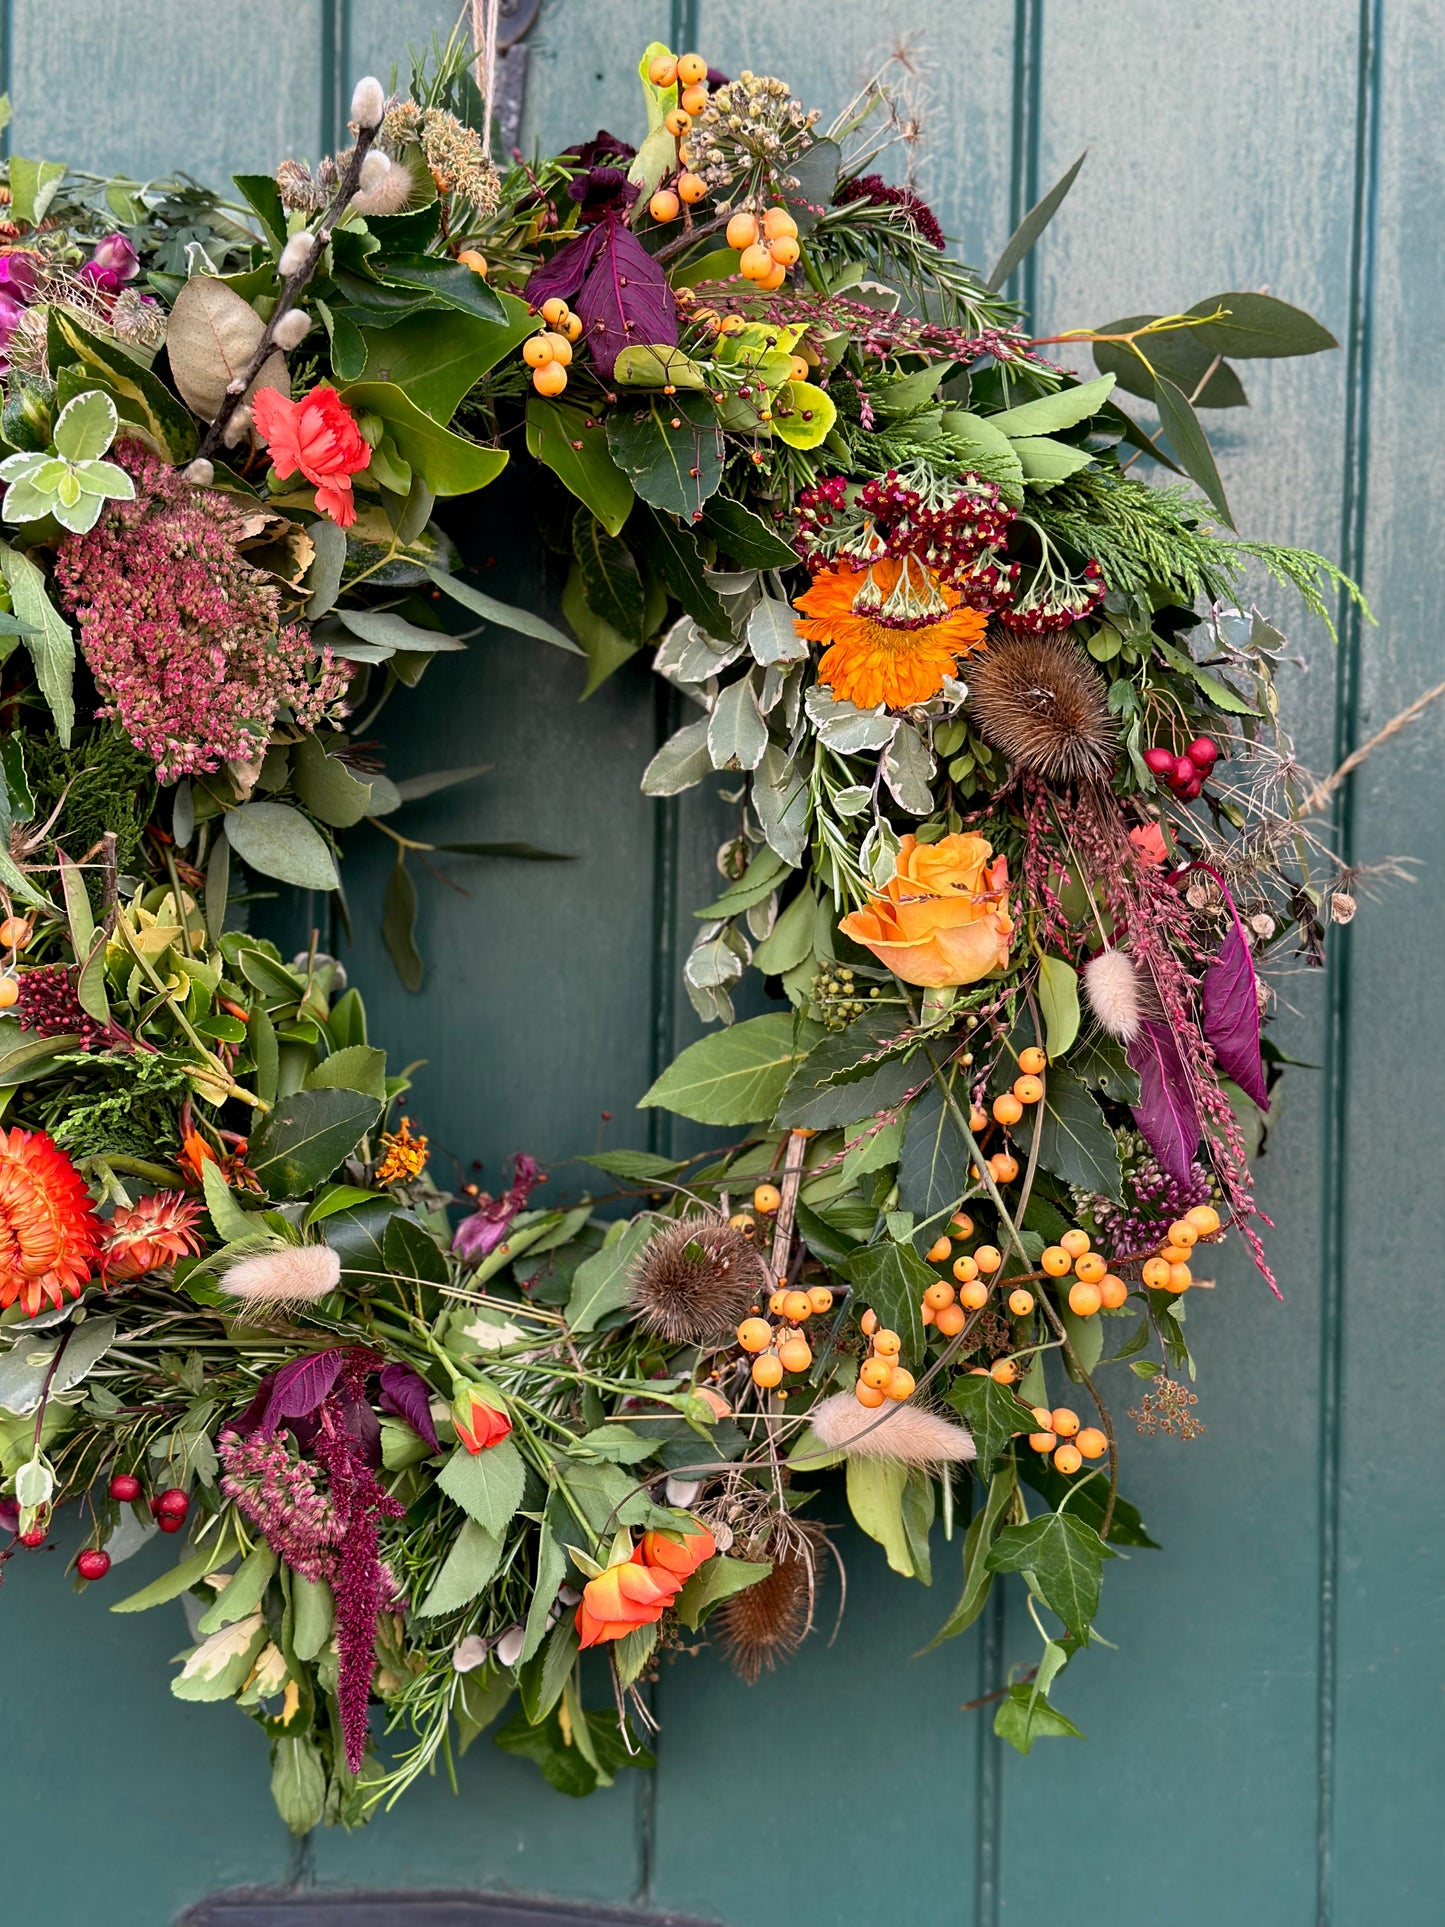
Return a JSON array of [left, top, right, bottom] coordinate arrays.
[[470, 0, 502, 159]]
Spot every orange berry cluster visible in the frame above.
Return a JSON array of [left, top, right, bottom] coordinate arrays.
[[1037, 1226, 1127, 1318], [967, 1045, 1046, 1183], [1026, 1405, 1108, 1476], [522, 298, 584, 397], [1138, 1202, 1221, 1296], [645, 52, 717, 224], [0, 916, 31, 1009], [854, 1308, 915, 1408], [737, 1282, 834, 1389], [723, 206, 800, 290]]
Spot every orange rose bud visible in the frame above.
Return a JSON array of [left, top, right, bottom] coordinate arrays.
[[640, 1522, 716, 1579], [575, 1558, 682, 1648], [452, 1386, 512, 1453], [838, 833, 1013, 989]]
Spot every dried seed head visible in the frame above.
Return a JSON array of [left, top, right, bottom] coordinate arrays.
[[219, 1242, 340, 1307], [807, 1391, 976, 1463], [714, 1531, 819, 1683], [967, 634, 1116, 783], [629, 1212, 768, 1343]]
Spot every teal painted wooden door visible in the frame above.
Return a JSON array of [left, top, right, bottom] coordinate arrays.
[[3, 3, 1442, 1922]]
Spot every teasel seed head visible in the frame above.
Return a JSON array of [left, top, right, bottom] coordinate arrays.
[[967, 633, 1116, 783], [628, 1212, 768, 1344]]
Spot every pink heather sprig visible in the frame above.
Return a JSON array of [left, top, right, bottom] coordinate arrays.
[[53, 444, 349, 782], [218, 1428, 344, 1583]]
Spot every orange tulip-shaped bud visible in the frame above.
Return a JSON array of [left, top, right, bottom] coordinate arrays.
[[575, 1558, 682, 1648], [452, 1386, 512, 1453], [639, 1522, 716, 1579]]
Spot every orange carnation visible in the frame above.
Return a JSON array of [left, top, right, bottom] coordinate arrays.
[[575, 1557, 682, 1649], [640, 1522, 716, 1580], [840, 833, 1014, 988], [251, 384, 371, 528], [0, 1126, 104, 1317], [793, 556, 988, 710]]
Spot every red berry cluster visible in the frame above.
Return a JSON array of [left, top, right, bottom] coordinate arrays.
[[1143, 734, 1219, 801]]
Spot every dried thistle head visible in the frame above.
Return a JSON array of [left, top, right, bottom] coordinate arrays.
[[711, 1516, 825, 1684], [967, 633, 1116, 783], [629, 1212, 767, 1344]]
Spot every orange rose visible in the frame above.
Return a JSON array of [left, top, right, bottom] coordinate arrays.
[[452, 1387, 512, 1453], [575, 1558, 682, 1648], [639, 1522, 716, 1580], [839, 833, 1013, 988]]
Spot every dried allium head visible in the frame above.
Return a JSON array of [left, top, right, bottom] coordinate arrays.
[[967, 633, 1116, 783], [629, 1213, 767, 1344], [714, 1529, 820, 1684]]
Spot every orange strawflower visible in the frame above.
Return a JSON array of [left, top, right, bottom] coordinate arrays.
[[101, 1191, 207, 1283], [575, 1555, 683, 1649], [793, 555, 988, 710], [0, 1126, 104, 1317]]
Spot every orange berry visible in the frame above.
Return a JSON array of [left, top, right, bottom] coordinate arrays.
[[1061, 1229, 1091, 1258], [959, 1281, 989, 1311], [738, 242, 774, 281], [1068, 1280, 1102, 1317], [885, 1367, 916, 1402], [781, 1290, 812, 1324], [752, 1353, 784, 1389], [522, 335, 554, 368], [648, 54, 679, 86], [1018, 1046, 1047, 1075], [1141, 1257, 1173, 1290], [860, 1307, 878, 1335], [952, 1253, 979, 1283], [768, 1288, 789, 1316], [779, 1337, 812, 1374], [921, 1301, 936, 1327], [807, 1286, 834, 1315], [1007, 1288, 1035, 1317], [926, 1236, 953, 1263], [1031, 1406, 1053, 1428], [974, 1245, 1002, 1274], [1054, 1443, 1083, 1475], [664, 108, 692, 138], [855, 1379, 887, 1408], [1167, 1263, 1192, 1295], [872, 1328, 901, 1357], [677, 170, 707, 202], [990, 1359, 1017, 1385], [531, 362, 567, 396], [788, 353, 810, 380], [676, 51, 707, 85], [861, 1357, 894, 1391], [989, 1153, 1020, 1184], [1076, 1427, 1108, 1460], [762, 206, 798, 240], [540, 331, 572, 365], [924, 1281, 956, 1312], [540, 297, 570, 326], [1051, 1408, 1080, 1437], [0, 918, 30, 949], [768, 233, 801, 266], [1041, 1246, 1071, 1278], [1099, 1274, 1129, 1310], [1073, 1252, 1106, 1284], [968, 1107, 989, 1133], [564, 312, 584, 342], [756, 260, 788, 290], [935, 1303, 967, 1337], [456, 248, 488, 275], [753, 1183, 782, 1214], [951, 1212, 975, 1238], [1185, 1204, 1222, 1236], [992, 1092, 1024, 1126], [1167, 1220, 1199, 1248], [649, 188, 681, 222], [679, 84, 709, 115], [726, 211, 759, 250], [0, 977, 16, 1010], [1028, 1431, 1057, 1454], [1013, 1074, 1044, 1105], [737, 1317, 772, 1353], [1158, 1243, 1193, 1267]]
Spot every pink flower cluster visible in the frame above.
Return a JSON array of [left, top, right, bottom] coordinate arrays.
[[53, 445, 348, 781], [218, 1427, 344, 1583]]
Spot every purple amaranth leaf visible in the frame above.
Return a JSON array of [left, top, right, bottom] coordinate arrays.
[[1201, 900, 1270, 1112], [523, 223, 607, 310], [378, 1361, 441, 1452], [1127, 1019, 1202, 1183], [259, 1347, 346, 1434], [573, 218, 678, 380]]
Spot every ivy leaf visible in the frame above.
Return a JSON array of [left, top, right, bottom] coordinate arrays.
[[840, 1238, 930, 1366], [946, 1376, 1038, 1479], [994, 1680, 1085, 1754], [986, 1508, 1117, 1637], [1022, 1070, 1123, 1202], [896, 1075, 967, 1224], [922, 1462, 1016, 1649], [572, 513, 644, 642]]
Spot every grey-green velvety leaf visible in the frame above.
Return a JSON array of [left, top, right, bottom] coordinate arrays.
[[707, 675, 768, 771], [640, 715, 712, 796]]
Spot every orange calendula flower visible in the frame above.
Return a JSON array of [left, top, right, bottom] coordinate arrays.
[[793, 555, 988, 710], [639, 1522, 716, 1580], [101, 1191, 206, 1282], [840, 832, 1014, 988], [0, 1126, 105, 1317], [575, 1556, 683, 1649]]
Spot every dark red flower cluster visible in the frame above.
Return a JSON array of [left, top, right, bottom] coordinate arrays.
[[999, 558, 1107, 634], [795, 469, 1019, 613], [836, 171, 947, 250]]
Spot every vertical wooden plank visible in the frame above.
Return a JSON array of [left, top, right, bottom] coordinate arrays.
[[521, 0, 676, 155], [348, 1, 464, 96], [993, 3, 1363, 1922], [9, 0, 323, 180], [1329, 3, 1445, 1918]]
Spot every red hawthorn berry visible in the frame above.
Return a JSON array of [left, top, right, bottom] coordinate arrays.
[[1172, 756, 1198, 789], [1142, 746, 1175, 776], [18, 1527, 46, 1547], [1186, 735, 1220, 768], [109, 1473, 142, 1503], [156, 1514, 185, 1534], [76, 1549, 111, 1581], [155, 1488, 189, 1521]]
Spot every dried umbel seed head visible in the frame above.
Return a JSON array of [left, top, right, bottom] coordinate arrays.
[[628, 1212, 769, 1344], [967, 633, 1116, 783]]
